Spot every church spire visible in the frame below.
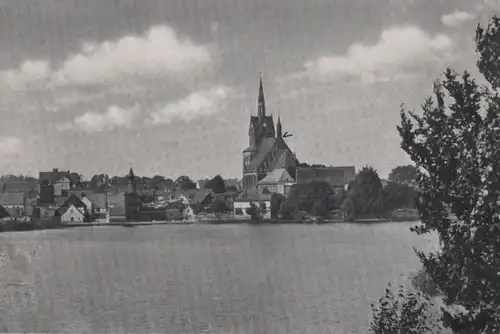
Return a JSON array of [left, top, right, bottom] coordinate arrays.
[[127, 167, 136, 194], [277, 113, 282, 138], [258, 73, 266, 119]]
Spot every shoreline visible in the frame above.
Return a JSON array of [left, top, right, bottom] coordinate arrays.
[[0, 218, 419, 233]]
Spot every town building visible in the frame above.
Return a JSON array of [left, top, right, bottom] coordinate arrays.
[[58, 194, 87, 223], [38, 169, 81, 196], [236, 75, 356, 214], [241, 76, 298, 193], [0, 193, 26, 217]]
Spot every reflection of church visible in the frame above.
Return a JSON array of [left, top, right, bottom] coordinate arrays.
[[241, 76, 298, 196]]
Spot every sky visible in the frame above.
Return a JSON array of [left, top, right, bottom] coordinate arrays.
[[0, 0, 498, 180]]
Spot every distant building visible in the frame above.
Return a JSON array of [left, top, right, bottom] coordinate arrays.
[[0, 193, 26, 217], [257, 168, 295, 197], [241, 76, 298, 192], [39, 169, 81, 196], [295, 166, 356, 191], [58, 193, 87, 223]]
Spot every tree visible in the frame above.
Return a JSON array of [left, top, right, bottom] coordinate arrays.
[[175, 176, 197, 190], [270, 193, 286, 219], [205, 175, 226, 194], [245, 202, 261, 221], [388, 165, 418, 185], [343, 166, 386, 219], [384, 182, 417, 211], [211, 197, 229, 217], [371, 16, 500, 333], [283, 181, 335, 217]]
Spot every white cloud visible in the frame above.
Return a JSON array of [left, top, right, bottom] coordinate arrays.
[[441, 10, 475, 27], [54, 25, 212, 85], [1, 25, 212, 89], [57, 105, 139, 133], [303, 26, 453, 84], [0, 137, 24, 156], [150, 86, 230, 124], [1, 60, 51, 90]]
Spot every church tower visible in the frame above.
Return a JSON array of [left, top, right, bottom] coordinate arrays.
[[277, 114, 282, 138], [258, 73, 266, 119], [127, 167, 136, 194]]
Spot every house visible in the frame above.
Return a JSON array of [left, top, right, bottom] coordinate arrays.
[[257, 168, 295, 197], [295, 166, 356, 191], [39, 169, 81, 196], [60, 204, 85, 223], [0, 205, 10, 220], [57, 194, 88, 223], [0, 193, 26, 217], [233, 192, 272, 219], [64, 190, 108, 216]]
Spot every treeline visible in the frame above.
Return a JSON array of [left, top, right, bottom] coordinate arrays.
[[268, 165, 418, 221]]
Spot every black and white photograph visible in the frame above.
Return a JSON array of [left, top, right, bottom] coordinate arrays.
[[0, 0, 499, 332]]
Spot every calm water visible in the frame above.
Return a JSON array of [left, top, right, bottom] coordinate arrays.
[[0, 223, 437, 333]]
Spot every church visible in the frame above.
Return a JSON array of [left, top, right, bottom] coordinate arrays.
[[241, 76, 298, 196], [239, 76, 356, 202]]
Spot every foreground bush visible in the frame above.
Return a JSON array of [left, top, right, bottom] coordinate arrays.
[[370, 284, 441, 334]]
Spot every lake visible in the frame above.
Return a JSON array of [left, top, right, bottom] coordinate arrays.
[[0, 222, 437, 333]]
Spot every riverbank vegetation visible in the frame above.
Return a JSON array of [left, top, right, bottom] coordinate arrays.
[[269, 165, 418, 222], [370, 15, 500, 333]]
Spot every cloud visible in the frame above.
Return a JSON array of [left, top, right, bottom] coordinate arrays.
[[150, 86, 230, 124], [441, 10, 475, 27], [0, 137, 24, 156], [1, 60, 51, 90], [303, 26, 453, 84], [1, 25, 213, 89], [57, 105, 139, 133]]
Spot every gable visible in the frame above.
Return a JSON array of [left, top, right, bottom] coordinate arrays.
[[56, 176, 70, 183], [62, 204, 84, 216]]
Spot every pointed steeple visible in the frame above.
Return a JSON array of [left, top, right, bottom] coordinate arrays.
[[258, 73, 266, 119], [277, 113, 282, 138], [127, 167, 136, 194]]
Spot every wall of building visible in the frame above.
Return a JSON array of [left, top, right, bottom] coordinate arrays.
[[61, 205, 85, 223], [233, 200, 271, 219]]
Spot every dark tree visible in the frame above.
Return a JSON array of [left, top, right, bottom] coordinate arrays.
[[371, 16, 500, 333], [343, 166, 386, 219], [384, 182, 417, 211], [270, 193, 286, 219], [283, 181, 335, 217], [205, 175, 226, 193], [388, 165, 418, 185], [245, 202, 261, 222], [211, 197, 229, 213], [175, 176, 197, 190]]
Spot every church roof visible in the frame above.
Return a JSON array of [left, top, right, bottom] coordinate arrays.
[[250, 115, 275, 137], [246, 137, 277, 172], [296, 166, 356, 187], [270, 148, 296, 171], [258, 169, 295, 184]]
